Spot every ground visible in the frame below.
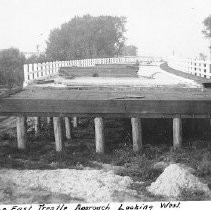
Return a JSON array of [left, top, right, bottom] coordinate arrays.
[[0, 63, 211, 203]]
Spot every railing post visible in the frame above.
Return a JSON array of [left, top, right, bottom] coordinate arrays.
[[33, 63, 38, 79], [28, 64, 33, 80], [23, 64, 29, 87]]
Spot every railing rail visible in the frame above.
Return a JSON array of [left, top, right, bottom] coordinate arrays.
[[167, 56, 211, 79]]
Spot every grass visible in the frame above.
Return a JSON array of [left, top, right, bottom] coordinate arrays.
[[0, 117, 210, 202]]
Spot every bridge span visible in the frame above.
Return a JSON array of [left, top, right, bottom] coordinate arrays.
[[0, 56, 211, 154]]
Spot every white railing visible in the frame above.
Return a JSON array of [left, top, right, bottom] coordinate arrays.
[[23, 56, 162, 87], [167, 56, 211, 79], [23, 56, 139, 87]]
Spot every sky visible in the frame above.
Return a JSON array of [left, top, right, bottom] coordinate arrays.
[[0, 0, 211, 58]]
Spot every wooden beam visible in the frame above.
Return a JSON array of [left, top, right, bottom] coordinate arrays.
[[2, 98, 211, 117], [17, 116, 26, 149], [94, 117, 105, 154], [34, 117, 41, 135], [131, 117, 142, 152], [64, 117, 72, 140], [173, 117, 182, 149], [72, 117, 78, 128], [53, 117, 63, 152]]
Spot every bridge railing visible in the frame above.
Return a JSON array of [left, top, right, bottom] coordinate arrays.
[[167, 57, 211, 79], [23, 56, 141, 87]]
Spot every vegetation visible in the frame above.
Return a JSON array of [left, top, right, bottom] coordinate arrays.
[[121, 45, 138, 56], [0, 48, 25, 88], [46, 15, 128, 60], [0, 118, 210, 185], [0, 116, 210, 202], [202, 14, 211, 59], [202, 15, 211, 38], [25, 53, 48, 64], [199, 52, 207, 60], [0, 15, 139, 88]]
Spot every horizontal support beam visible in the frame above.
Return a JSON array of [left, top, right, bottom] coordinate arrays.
[[1, 99, 211, 117], [1, 112, 211, 119]]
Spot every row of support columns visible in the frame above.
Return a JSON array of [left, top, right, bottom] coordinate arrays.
[[16, 116, 183, 153]]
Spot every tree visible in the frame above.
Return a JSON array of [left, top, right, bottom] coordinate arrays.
[[199, 53, 207, 61], [46, 15, 127, 60], [121, 45, 138, 56], [0, 48, 25, 88], [202, 15, 211, 59], [25, 53, 47, 64]]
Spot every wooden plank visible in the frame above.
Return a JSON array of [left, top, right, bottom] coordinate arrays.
[[5, 87, 211, 101], [1, 99, 211, 116], [64, 117, 72, 140], [94, 117, 105, 154], [173, 118, 182, 149], [131, 117, 142, 152], [17, 116, 26, 149], [0, 112, 210, 119], [53, 117, 63, 152]]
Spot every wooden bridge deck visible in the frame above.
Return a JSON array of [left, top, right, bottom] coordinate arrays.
[[1, 86, 211, 118]]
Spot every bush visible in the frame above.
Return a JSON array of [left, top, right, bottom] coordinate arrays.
[[0, 48, 25, 88], [25, 54, 48, 64], [92, 73, 99, 77]]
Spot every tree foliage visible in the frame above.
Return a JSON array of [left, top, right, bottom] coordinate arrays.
[[202, 15, 211, 38], [25, 53, 47, 64], [121, 45, 138, 56], [46, 15, 127, 60], [199, 53, 207, 61], [0, 48, 25, 88]]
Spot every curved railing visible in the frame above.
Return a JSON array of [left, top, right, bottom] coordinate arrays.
[[167, 56, 211, 79]]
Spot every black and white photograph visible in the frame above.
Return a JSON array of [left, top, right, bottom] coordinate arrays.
[[0, 0, 211, 206]]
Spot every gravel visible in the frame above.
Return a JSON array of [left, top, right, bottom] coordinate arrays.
[[147, 164, 211, 198], [0, 168, 138, 203]]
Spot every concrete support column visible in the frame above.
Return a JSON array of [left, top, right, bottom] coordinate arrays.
[[53, 117, 63, 152], [34, 117, 41, 135], [131, 117, 142, 152], [17, 116, 27, 149], [72, 117, 78, 128], [173, 117, 182, 149], [65, 117, 72, 140], [94, 117, 105, 154], [47, 117, 52, 125]]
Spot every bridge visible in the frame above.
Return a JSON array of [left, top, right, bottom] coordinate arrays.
[[0, 56, 211, 154]]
